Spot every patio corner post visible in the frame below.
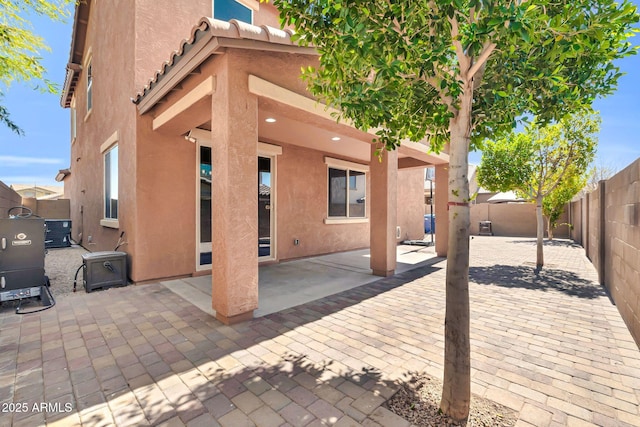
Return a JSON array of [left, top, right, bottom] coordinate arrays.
[[435, 163, 449, 257], [210, 64, 259, 324], [370, 145, 398, 277]]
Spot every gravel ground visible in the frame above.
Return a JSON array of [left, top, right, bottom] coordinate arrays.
[[386, 375, 517, 426], [44, 244, 90, 297], [0, 245, 89, 314]]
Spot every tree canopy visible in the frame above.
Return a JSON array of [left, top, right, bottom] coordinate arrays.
[[478, 111, 599, 264], [270, 0, 638, 421], [0, 0, 72, 134], [274, 0, 638, 152]]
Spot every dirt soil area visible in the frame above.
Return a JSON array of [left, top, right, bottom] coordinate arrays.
[[385, 375, 518, 426]]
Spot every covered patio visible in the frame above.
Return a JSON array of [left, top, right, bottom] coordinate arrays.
[[133, 18, 449, 324], [160, 244, 440, 317]]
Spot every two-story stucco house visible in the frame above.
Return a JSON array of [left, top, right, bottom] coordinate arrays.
[[59, 0, 449, 324]]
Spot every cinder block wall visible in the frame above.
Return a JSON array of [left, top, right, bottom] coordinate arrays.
[[571, 158, 640, 346], [0, 182, 22, 218], [470, 202, 570, 238], [21, 198, 71, 219]]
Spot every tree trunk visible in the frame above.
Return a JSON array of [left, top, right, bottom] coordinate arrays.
[[536, 195, 544, 268], [546, 216, 554, 241], [439, 90, 471, 422]]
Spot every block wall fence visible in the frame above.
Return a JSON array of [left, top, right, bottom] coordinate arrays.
[[570, 158, 640, 347]]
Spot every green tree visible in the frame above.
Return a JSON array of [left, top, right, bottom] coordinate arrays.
[[581, 160, 619, 196], [477, 111, 598, 266], [270, 0, 638, 420], [0, 0, 72, 134], [543, 171, 586, 240]]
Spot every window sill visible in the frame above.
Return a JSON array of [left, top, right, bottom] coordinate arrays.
[[100, 219, 119, 228], [83, 109, 92, 122], [324, 217, 368, 225]]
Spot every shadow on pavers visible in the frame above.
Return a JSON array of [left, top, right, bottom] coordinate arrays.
[[506, 239, 580, 248], [101, 351, 422, 426], [469, 265, 607, 299], [5, 262, 446, 425]]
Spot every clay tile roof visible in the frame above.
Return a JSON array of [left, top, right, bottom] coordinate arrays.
[[132, 17, 303, 104]]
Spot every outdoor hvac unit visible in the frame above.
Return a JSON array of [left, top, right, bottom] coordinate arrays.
[[82, 251, 128, 292], [45, 219, 72, 248], [0, 218, 49, 302]]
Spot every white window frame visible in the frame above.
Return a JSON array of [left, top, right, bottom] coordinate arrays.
[[324, 157, 369, 224], [258, 142, 282, 263], [100, 131, 119, 228], [84, 51, 93, 120], [196, 134, 213, 271]]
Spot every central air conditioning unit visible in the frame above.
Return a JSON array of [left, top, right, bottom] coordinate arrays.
[[45, 219, 72, 248], [82, 251, 128, 292]]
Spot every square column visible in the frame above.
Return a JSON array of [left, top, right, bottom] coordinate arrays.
[[370, 147, 398, 277], [210, 67, 259, 324], [435, 164, 449, 257]]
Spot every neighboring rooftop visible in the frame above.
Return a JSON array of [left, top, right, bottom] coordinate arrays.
[[10, 184, 64, 200]]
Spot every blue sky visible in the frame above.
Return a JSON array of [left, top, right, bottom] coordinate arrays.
[[0, 4, 639, 188]]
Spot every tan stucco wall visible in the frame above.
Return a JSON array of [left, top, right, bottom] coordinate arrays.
[[275, 143, 370, 260], [397, 168, 427, 241], [132, 115, 197, 282], [133, 1, 281, 89], [470, 202, 569, 238], [66, 0, 137, 261], [134, 1, 210, 89], [128, 46, 426, 282], [69, 3, 429, 284]]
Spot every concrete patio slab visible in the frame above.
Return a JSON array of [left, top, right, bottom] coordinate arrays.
[[1, 236, 638, 427], [161, 245, 439, 317]]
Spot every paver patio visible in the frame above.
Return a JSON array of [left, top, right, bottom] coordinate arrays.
[[0, 236, 638, 426]]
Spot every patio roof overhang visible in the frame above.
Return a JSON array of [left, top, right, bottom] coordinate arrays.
[[134, 17, 449, 167]]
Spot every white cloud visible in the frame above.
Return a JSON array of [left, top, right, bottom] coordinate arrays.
[[0, 156, 63, 167]]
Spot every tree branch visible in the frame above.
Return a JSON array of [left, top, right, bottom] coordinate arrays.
[[425, 76, 456, 114], [448, 15, 470, 75], [468, 41, 496, 80]]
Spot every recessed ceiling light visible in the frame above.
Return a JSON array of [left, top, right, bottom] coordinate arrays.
[[265, 118, 276, 123], [331, 136, 341, 141]]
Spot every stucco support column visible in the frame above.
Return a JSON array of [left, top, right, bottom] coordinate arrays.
[[210, 68, 258, 324], [370, 146, 398, 277], [435, 164, 449, 257]]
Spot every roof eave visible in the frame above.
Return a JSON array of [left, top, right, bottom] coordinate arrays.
[[61, 1, 91, 108], [134, 17, 317, 114]]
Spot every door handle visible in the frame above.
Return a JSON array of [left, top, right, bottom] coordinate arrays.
[[1, 237, 5, 250], [1, 276, 5, 289]]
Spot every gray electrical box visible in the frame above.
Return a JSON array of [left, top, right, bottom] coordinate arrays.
[[82, 251, 128, 292]]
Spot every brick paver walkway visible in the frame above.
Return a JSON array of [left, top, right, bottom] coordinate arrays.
[[1, 237, 638, 426]]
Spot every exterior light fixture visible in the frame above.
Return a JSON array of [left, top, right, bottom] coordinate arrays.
[[265, 118, 276, 123], [331, 136, 341, 141]]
